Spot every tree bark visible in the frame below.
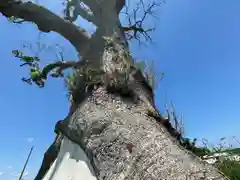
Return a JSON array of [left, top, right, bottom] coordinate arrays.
[[38, 85, 228, 180]]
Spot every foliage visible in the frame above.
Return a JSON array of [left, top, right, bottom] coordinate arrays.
[[223, 148, 240, 155], [12, 49, 79, 88], [64, 65, 105, 98], [169, 108, 240, 180], [216, 160, 240, 180], [182, 137, 240, 180], [12, 49, 46, 87], [182, 138, 211, 157]]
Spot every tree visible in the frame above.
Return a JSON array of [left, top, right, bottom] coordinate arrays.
[[0, 0, 229, 179]]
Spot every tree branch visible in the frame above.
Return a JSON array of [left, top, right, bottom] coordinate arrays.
[[41, 60, 86, 79], [80, 0, 100, 16], [0, 0, 91, 55], [121, 0, 162, 44], [115, 0, 125, 14], [64, 0, 98, 26], [17, 55, 86, 88]]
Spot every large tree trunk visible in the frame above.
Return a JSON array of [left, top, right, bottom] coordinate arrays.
[[37, 85, 228, 180]]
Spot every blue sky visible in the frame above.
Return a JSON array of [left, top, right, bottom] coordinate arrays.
[[0, 0, 240, 179]]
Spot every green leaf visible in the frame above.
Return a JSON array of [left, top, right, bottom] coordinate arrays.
[[30, 69, 41, 80], [22, 56, 35, 63], [12, 50, 23, 57]]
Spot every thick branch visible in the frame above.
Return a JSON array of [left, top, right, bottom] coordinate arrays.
[[41, 60, 84, 79], [0, 0, 90, 54], [79, 0, 125, 17]]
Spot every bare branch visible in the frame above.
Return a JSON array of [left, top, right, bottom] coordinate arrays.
[[0, 0, 91, 55], [164, 102, 185, 138], [121, 0, 162, 43]]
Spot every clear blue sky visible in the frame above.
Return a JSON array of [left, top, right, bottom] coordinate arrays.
[[0, 0, 240, 179]]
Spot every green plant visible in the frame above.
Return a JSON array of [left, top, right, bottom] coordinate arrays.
[[184, 137, 240, 180], [216, 160, 240, 180]]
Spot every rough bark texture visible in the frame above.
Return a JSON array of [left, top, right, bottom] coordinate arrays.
[[42, 86, 228, 180]]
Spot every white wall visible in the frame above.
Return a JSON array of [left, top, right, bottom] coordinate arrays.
[[43, 137, 97, 180]]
